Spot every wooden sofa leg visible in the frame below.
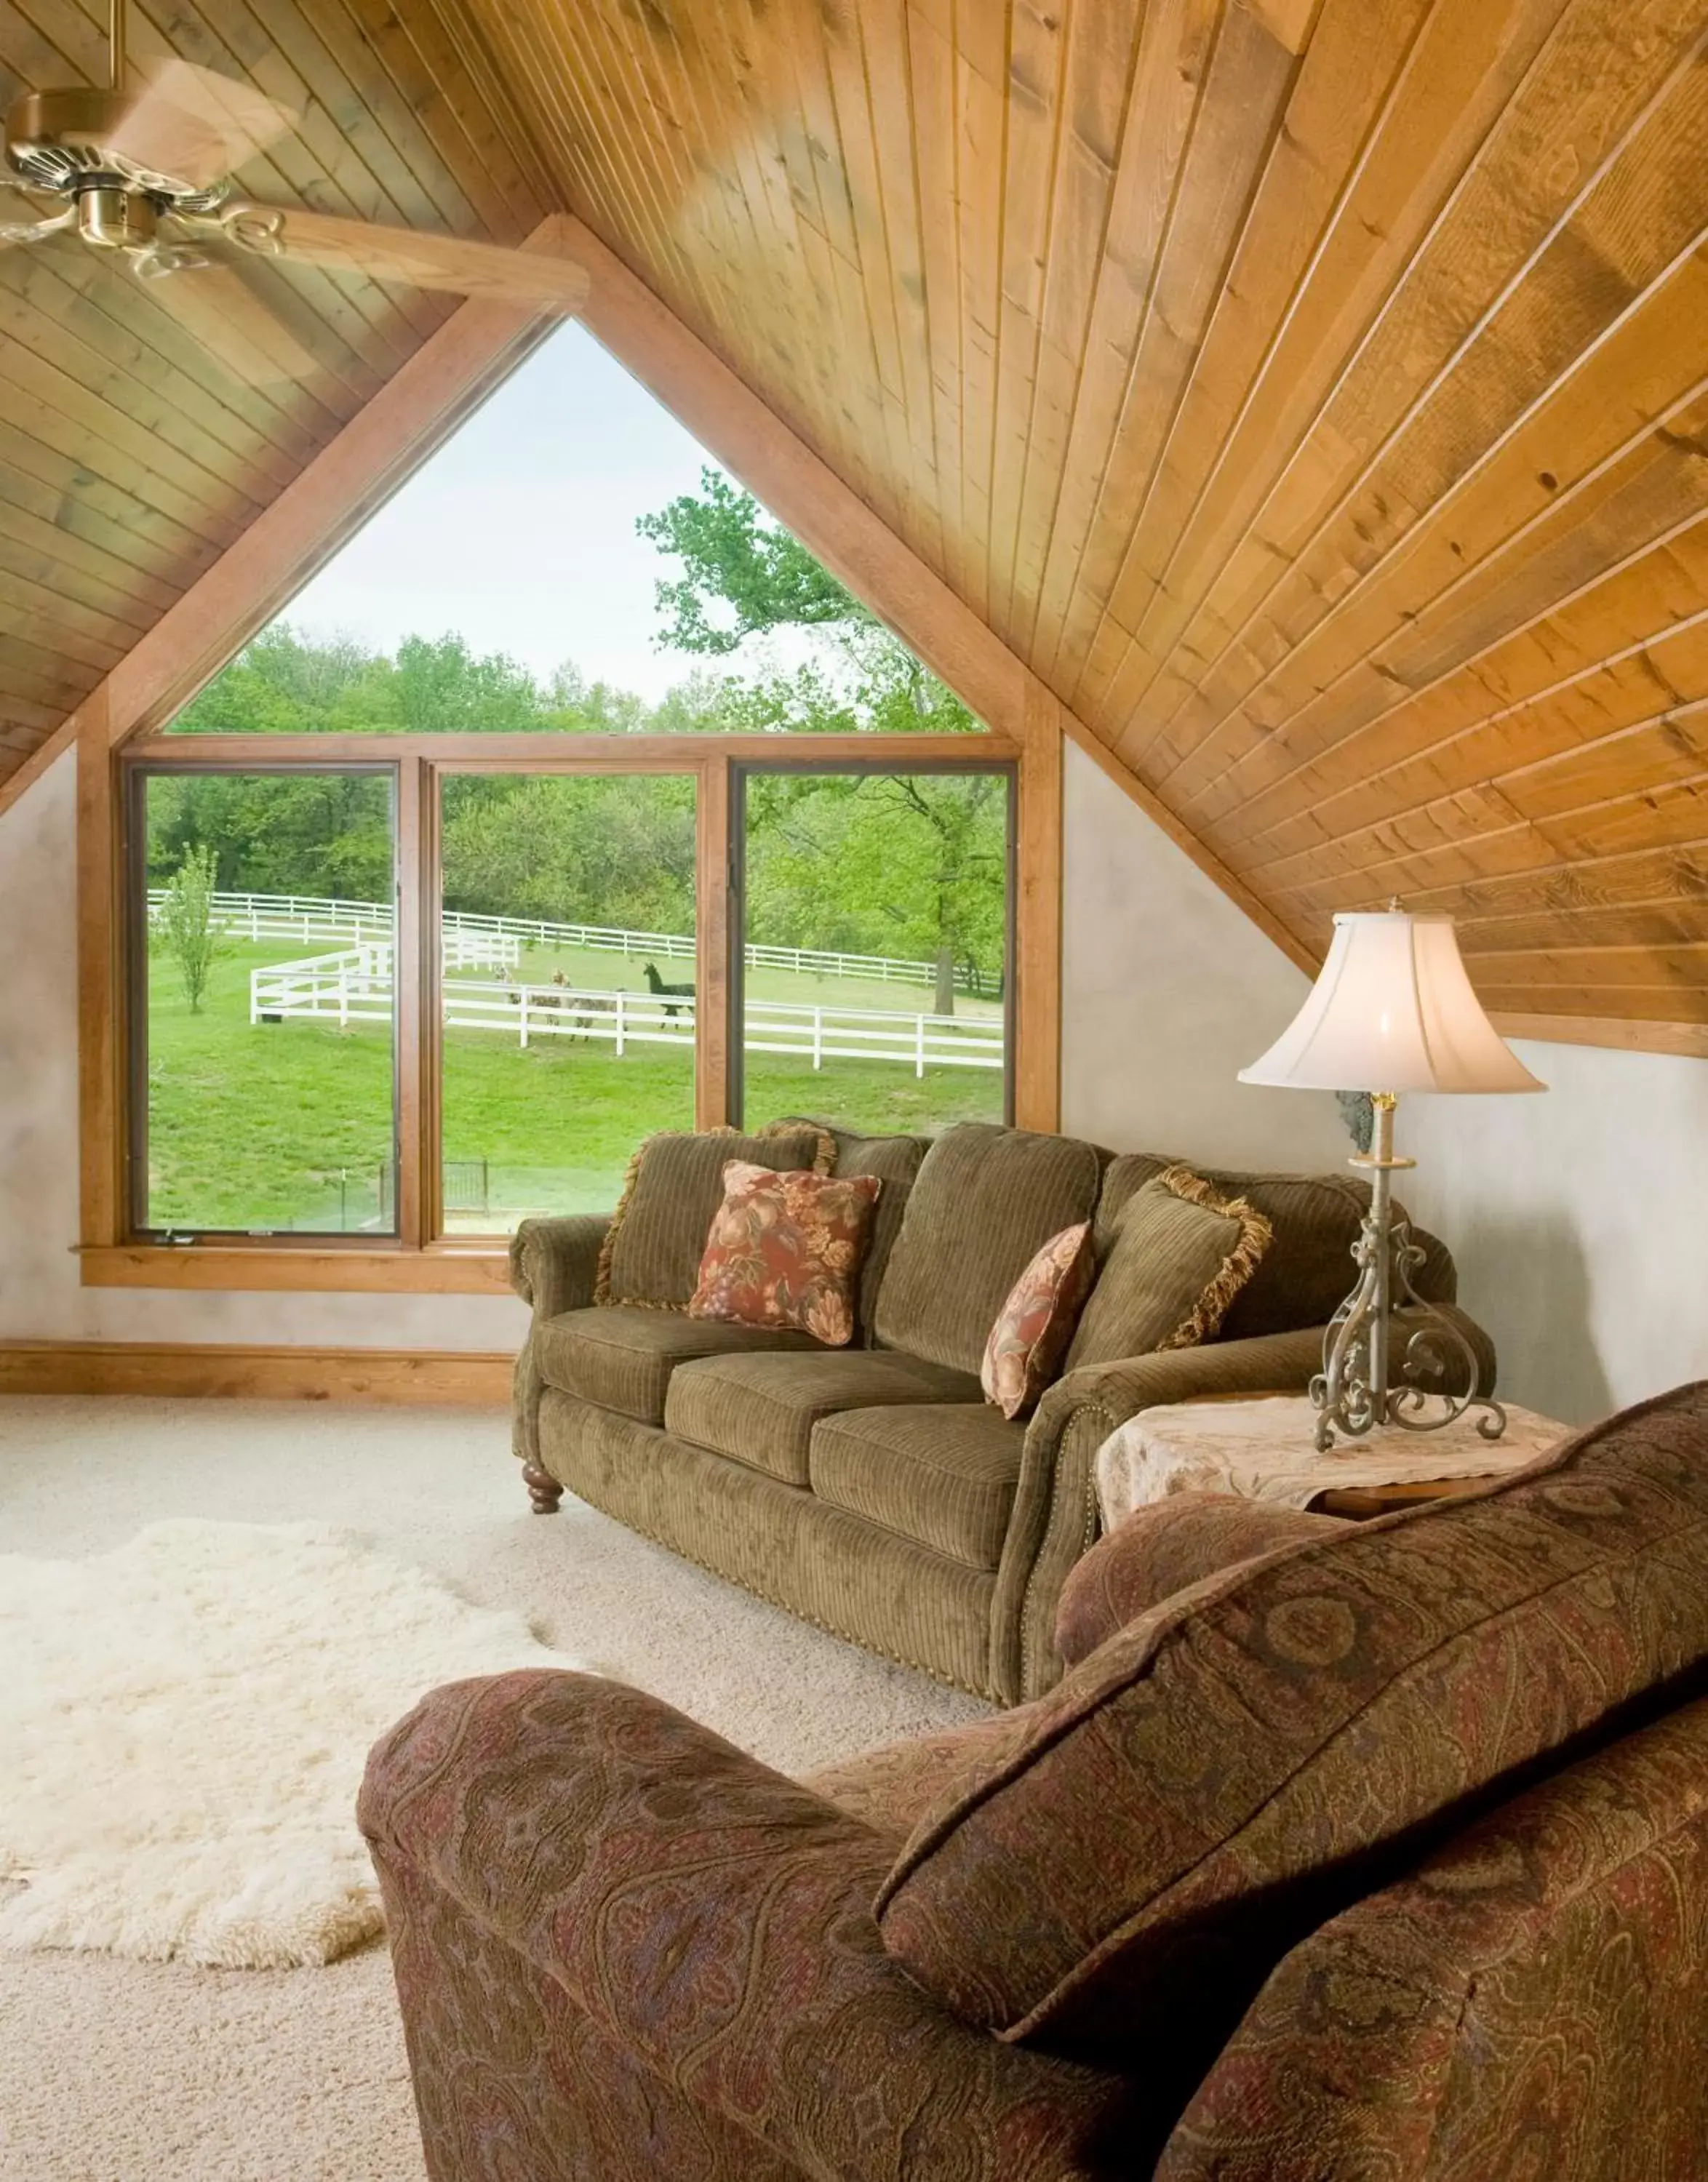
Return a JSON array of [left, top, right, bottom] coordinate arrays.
[[522, 1461, 564, 1515]]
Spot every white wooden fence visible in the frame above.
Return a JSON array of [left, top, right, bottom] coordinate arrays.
[[155, 889, 999, 996], [250, 951, 1003, 1076]]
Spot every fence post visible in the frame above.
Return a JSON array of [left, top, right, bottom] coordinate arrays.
[[615, 988, 626, 1057], [250, 970, 260, 1026], [915, 1015, 926, 1079], [519, 989, 530, 1050], [813, 1007, 823, 1071], [338, 970, 349, 1030]]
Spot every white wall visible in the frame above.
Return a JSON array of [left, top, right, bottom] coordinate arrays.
[[1059, 740, 1350, 1171], [0, 754, 527, 1351], [1401, 1043, 1708, 1423]]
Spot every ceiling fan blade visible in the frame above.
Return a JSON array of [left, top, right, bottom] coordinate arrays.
[[215, 200, 591, 314], [0, 195, 74, 249], [139, 257, 322, 389], [105, 59, 298, 193]]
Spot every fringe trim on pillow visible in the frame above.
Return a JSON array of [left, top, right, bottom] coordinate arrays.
[[593, 1132, 657, 1307], [759, 1117, 838, 1175], [595, 1124, 838, 1308], [1153, 1162, 1275, 1353]]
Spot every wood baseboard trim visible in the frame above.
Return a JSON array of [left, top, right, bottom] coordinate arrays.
[[0, 1342, 514, 1404]]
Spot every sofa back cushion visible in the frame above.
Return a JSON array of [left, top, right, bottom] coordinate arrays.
[[874, 1124, 1107, 1374], [1095, 1155, 1456, 1340], [596, 1126, 833, 1308], [877, 1383, 1708, 2075], [765, 1118, 926, 1344]]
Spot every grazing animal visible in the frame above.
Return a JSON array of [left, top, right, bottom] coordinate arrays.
[[643, 960, 695, 1020]]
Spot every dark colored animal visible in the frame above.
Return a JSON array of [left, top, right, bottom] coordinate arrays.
[[643, 961, 695, 1019]]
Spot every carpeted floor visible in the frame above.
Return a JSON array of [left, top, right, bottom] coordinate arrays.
[[0, 1395, 987, 2182]]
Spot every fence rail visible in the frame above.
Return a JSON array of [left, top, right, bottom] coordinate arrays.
[[249, 952, 1003, 1076], [153, 889, 999, 996]]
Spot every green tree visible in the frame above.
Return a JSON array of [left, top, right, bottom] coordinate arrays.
[[157, 842, 223, 1014], [636, 469, 874, 655]]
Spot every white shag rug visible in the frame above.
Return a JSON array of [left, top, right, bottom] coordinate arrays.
[[0, 1519, 594, 1970]]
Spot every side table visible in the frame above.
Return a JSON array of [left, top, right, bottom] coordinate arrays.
[[1096, 1394, 1568, 1527]]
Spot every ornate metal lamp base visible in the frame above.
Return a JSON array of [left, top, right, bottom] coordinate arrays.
[[1312, 1092, 1507, 1455]]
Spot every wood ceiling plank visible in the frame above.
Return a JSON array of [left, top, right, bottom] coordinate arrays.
[[0, 489, 183, 619], [1237, 609, 1708, 864], [1003, 0, 1147, 659], [1163, 57, 1708, 818], [0, 562, 144, 659], [855, 0, 949, 569], [1197, 508, 1708, 847], [0, 430, 219, 583], [902, 1, 967, 602], [1022, 0, 1222, 674], [1169, 343, 1708, 847], [1039, 1, 1305, 713], [947, 26, 1003, 621], [1117, 0, 1707, 773], [361, 0, 546, 236], [816, 0, 925, 552], [980, 0, 1068, 639], [1045, 0, 1431, 689], [1459, 900, 1708, 952], [0, 343, 258, 544]]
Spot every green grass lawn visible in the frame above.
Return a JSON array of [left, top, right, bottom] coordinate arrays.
[[145, 935, 1004, 1234]]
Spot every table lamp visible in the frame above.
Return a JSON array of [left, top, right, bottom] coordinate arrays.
[[1240, 905, 1545, 1452]]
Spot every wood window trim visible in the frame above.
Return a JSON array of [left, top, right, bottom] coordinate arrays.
[[82, 727, 1053, 1292]]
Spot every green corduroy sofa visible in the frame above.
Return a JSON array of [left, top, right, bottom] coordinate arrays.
[[510, 1119, 1490, 1703]]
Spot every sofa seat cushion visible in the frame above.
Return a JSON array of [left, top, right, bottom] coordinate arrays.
[[535, 1307, 822, 1426], [663, 1350, 983, 1487], [877, 1383, 1708, 2079], [810, 1404, 1026, 1570]]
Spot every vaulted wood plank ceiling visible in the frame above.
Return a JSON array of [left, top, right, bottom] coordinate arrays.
[[4, 0, 1708, 1047]]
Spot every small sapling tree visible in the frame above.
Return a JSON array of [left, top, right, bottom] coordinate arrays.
[[159, 842, 223, 1015]]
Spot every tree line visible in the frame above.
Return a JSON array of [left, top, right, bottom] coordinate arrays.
[[148, 475, 1008, 1004]]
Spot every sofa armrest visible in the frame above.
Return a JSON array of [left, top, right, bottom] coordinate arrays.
[[361, 1672, 1129, 2181], [989, 1304, 1496, 1705], [509, 1213, 610, 1315], [1055, 1497, 1352, 1669], [510, 1215, 609, 1469], [990, 1324, 1332, 1706]]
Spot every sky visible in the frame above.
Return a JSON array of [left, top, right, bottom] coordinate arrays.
[[284, 321, 813, 702]]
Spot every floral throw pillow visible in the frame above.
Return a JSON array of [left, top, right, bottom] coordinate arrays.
[[980, 1222, 1096, 1420], [688, 1162, 883, 1348]]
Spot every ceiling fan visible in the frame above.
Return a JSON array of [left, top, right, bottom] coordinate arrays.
[[0, 0, 588, 387]]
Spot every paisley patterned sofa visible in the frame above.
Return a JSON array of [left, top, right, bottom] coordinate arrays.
[[364, 1382, 1708, 2182]]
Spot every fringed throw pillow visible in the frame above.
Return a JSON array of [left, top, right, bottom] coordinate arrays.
[[595, 1125, 835, 1310], [688, 1162, 882, 1348], [980, 1223, 1096, 1419], [1064, 1165, 1273, 1372]]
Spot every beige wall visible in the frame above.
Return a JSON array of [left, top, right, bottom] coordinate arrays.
[[0, 754, 527, 1351], [1058, 742, 1349, 1171], [1401, 1043, 1708, 1423]]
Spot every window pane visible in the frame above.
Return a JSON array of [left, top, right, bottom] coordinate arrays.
[[738, 770, 1010, 1136], [138, 772, 397, 1235], [439, 775, 697, 1231]]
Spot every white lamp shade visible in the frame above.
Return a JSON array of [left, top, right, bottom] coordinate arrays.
[[1240, 911, 1546, 1095]]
